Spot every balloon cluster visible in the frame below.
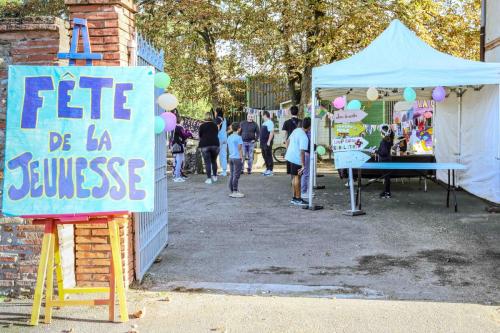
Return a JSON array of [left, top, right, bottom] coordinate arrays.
[[403, 86, 446, 103], [331, 96, 363, 110], [154, 72, 178, 134]]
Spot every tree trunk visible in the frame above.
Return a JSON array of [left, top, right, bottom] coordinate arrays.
[[199, 28, 221, 109], [300, 65, 312, 108]]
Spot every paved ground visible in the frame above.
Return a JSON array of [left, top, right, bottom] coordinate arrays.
[[147, 165, 500, 304], [1, 291, 499, 332]]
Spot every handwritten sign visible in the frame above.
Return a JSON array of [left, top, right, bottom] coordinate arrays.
[[334, 122, 365, 137], [182, 116, 203, 139], [334, 151, 370, 169], [2, 66, 155, 215], [333, 109, 367, 123], [332, 137, 369, 152]]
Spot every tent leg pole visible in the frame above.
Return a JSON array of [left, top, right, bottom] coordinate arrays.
[[457, 90, 462, 187], [498, 84, 500, 160], [306, 87, 323, 211]]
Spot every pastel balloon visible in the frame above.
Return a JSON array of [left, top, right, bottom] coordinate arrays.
[[154, 72, 171, 89], [366, 87, 379, 101], [154, 116, 165, 133], [424, 111, 433, 119], [432, 86, 446, 102], [157, 93, 179, 111], [346, 99, 362, 110], [316, 145, 326, 156], [332, 96, 345, 109], [403, 87, 416, 102], [161, 112, 177, 132]]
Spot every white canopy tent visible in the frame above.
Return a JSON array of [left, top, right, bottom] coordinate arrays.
[[309, 19, 500, 207]]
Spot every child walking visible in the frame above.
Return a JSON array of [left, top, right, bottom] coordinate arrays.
[[227, 122, 245, 198]]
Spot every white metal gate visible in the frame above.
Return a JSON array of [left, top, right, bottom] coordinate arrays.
[[134, 35, 168, 280]]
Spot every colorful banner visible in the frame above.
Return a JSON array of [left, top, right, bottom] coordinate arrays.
[[3, 66, 155, 215]]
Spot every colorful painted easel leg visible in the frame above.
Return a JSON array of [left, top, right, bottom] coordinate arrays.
[[54, 227, 65, 301], [44, 228, 55, 324], [109, 252, 116, 321], [108, 221, 128, 322], [30, 221, 54, 326]]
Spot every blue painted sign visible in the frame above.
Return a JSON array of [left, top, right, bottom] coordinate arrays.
[[3, 66, 155, 215], [334, 151, 370, 169]]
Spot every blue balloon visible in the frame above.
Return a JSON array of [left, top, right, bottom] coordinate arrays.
[[403, 87, 416, 102], [346, 99, 362, 110]]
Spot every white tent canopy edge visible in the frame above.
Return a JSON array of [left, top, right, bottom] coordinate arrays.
[[308, 20, 500, 207]]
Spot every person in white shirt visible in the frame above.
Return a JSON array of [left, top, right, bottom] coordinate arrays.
[[284, 117, 311, 206], [260, 111, 275, 176]]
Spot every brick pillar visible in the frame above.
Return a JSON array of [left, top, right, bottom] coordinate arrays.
[[65, 0, 137, 286], [0, 16, 72, 297], [65, 0, 136, 66]]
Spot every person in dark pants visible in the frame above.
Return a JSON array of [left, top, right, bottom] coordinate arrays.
[[240, 113, 260, 174], [198, 112, 220, 184], [260, 111, 275, 176], [282, 105, 302, 176], [227, 122, 244, 198], [376, 124, 394, 198]]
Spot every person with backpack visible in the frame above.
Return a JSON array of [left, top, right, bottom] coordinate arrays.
[[171, 116, 192, 182]]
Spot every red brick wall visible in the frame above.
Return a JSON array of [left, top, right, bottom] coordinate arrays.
[[75, 216, 134, 287], [0, 17, 71, 296], [65, 0, 138, 286]]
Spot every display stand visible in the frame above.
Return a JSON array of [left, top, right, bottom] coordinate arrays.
[[29, 214, 129, 325], [342, 167, 365, 216], [28, 18, 128, 326]]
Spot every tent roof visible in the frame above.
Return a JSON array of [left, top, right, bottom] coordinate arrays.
[[312, 20, 500, 90]]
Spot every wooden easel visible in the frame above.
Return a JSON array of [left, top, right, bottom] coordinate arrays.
[[29, 214, 129, 325], [29, 18, 128, 325]]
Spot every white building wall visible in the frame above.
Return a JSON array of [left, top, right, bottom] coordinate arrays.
[[485, 0, 500, 62]]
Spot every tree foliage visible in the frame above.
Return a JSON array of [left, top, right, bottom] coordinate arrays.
[[1, 0, 481, 117], [137, 0, 480, 116], [0, 0, 67, 18]]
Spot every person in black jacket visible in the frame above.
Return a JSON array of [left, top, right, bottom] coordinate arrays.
[[377, 124, 394, 198], [198, 112, 220, 184]]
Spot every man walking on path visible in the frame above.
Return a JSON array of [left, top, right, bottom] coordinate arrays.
[[227, 122, 245, 198], [216, 108, 228, 176], [240, 113, 259, 174], [282, 106, 301, 176], [285, 117, 311, 206], [260, 111, 274, 176]]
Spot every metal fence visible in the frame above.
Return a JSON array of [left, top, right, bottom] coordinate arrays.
[[134, 34, 168, 281]]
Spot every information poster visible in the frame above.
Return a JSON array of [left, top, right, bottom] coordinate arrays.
[[3, 66, 155, 215]]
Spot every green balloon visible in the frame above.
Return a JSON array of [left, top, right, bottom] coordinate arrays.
[[154, 72, 171, 89], [154, 116, 165, 134], [316, 145, 326, 156]]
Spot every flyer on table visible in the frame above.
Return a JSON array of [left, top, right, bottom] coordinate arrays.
[[3, 65, 155, 215]]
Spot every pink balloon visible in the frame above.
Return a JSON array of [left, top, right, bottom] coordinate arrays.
[[332, 96, 345, 109], [424, 111, 433, 119], [161, 112, 176, 132], [432, 86, 446, 102]]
